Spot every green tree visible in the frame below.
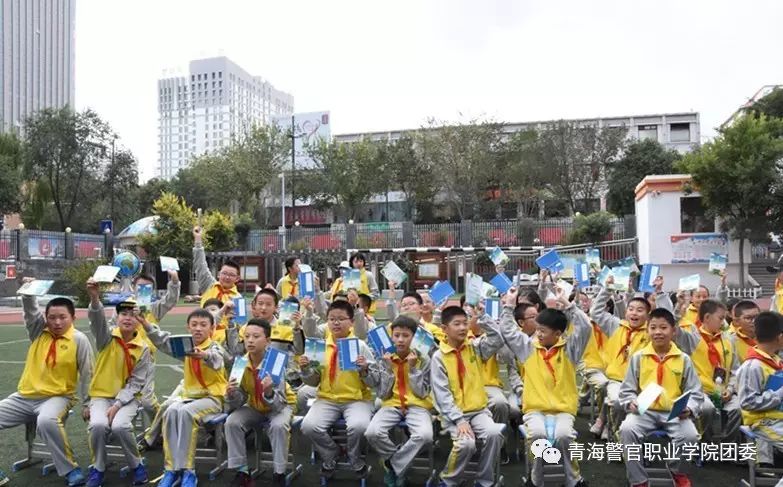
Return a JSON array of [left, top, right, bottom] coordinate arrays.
[[377, 136, 437, 221], [416, 118, 507, 221], [678, 114, 783, 287], [527, 121, 627, 215], [300, 138, 384, 222], [502, 129, 548, 218], [0, 133, 24, 216], [135, 177, 173, 216], [567, 211, 615, 244], [23, 107, 116, 231], [751, 87, 783, 120], [606, 139, 681, 216]]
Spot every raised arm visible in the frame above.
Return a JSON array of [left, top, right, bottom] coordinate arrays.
[[87, 279, 112, 350], [75, 332, 94, 408], [563, 298, 592, 364], [366, 271, 380, 300], [473, 312, 504, 362], [590, 285, 621, 337], [192, 226, 217, 293], [21, 287, 46, 341], [353, 308, 369, 340], [497, 289, 534, 363], [151, 272, 181, 321]]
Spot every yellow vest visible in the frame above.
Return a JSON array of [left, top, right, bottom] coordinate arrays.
[[278, 274, 298, 300], [775, 280, 783, 314], [481, 354, 502, 388], [183, 337, 227, 400], [521, 338, 579, 415], [605, 321, 650, 381], [89, 328, 147, 399], [317, 333, 372, 403], [200, 282, 240, 329], [692, 326, 734, 395], [381, 353, 433, 410], [582, 321, 607, 371], [18, 326, 80, 398], [733, 330, 757, 363], [741, 348, 783, 425], [239, 354, 296, 413], [637, 343, 687, 412], [438, 339, 487, 414], [679, 305, 698, 334]]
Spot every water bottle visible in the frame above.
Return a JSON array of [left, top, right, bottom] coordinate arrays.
[[545, 415, 556, 445]]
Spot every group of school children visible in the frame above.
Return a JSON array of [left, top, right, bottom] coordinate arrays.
[[1, 225, 783, 487]]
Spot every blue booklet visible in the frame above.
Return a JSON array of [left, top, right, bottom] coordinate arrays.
[[304, 338, 326, 367], [169, 334, 195, 358], [465, 274, 484, 306], [709, 253, 728, 275], [573, 261, 590, 288], [536, 249, 563, 273], [229, 355, 249, 383], [337, 338, 361, 371], [485, 298, 501, 320], [136, 284, 153, 310], [585, 248, 601, 272], [233, 297, 248, 325], [490, 273, 513, 295], [343, 269, 361, 290], [367, 325, 395, 357], [430, 280, 456, 307], [299, 271, 316, 299], [667, 391, 692, 421], [639, 264, 660, 293], [259, 347, 288, 386], [597, 265, 612, 287]]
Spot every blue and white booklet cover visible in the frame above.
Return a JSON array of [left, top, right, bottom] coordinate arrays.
[[136, 284, 153, 309], [611, 266, 632, 292], [536, 249, 563, 273], [574, 261, 590, 288], [639, 264, 660, 293], [259, 347, 288, 385], [412, 327, 436, 356], [764, 372, 783, 409], [169, 334, 195, 358], [279, 301, 298, 326], [465, 273, 484, 306], [92, 265, 121, 283], [343, 269, 361, 290], [585, 248, 601, 272], [381, 261, 407, 284], [490, 273, 513, 295], [597, 266, 613, 287], [367, 325, 396, 357], [679, 274, 701, 291], [709, 253, 728, 275], [489, 246, 509, 266], [485, 298, 501, 320], [299, 271, 316, 299], [667, 391, 692, 421], [430, 280, 456, 307], [233, 297, 248, 325], [304, 338, 326, 367], [159, 256, 180, 272], [17, 279, 55, 296], [337, 338, 361, 371], [229, 355, 249, 383]]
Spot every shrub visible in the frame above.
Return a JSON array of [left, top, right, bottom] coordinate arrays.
[[62, 260, 101, 307]]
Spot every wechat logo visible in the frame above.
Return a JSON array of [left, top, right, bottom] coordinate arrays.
[[530, 438, 562, 464]]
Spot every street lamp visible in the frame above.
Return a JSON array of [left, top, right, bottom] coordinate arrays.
[[279, 172, 286, 250]]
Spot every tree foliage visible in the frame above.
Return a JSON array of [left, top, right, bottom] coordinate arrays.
[[0, 133, 24, 217], [567, 211, 615, 244], [678, 114, 783, 286], [606, 139, 681, 216]]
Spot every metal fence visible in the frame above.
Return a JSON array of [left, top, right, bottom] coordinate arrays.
[[244, 217, 633, 252], [73, 233, 106, 259]]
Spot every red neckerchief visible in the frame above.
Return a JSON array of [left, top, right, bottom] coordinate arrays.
[[746, 347, 783, 371], [328, 343, 338, 385], [651, 353, 675, 385], [539, 347, 560, 385], [188, 348, 209, 390], [113, 336, 138, 376], [450, 344, 468, 394], [592, 321, 603, 349], [393, 356, 408, 411], [617, 323, 642, 362], [45, 334, 64, 368], [736, 330, 757, 348], [698, 325, 724, 369], [289, 275, 298, 297]]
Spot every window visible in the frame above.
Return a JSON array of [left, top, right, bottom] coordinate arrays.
[[680, 197, 713, 233], [638, 124, 658, 141], [670, 123, 690, 143]]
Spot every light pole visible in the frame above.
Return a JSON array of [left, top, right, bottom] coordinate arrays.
[[279, 172, 286, 250], [290, 114, 296, 224]]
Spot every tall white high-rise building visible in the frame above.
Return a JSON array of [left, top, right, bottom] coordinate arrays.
[[0, 0, 76, 133], [157, 56, 294, 179]]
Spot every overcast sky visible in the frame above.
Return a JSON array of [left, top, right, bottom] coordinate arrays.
[[75, 0, 783, 181]]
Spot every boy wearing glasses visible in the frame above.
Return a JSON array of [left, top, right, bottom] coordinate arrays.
[[193, 226, 241, 344], [299, 301, 381, 479], [729, 300, 761, 362]]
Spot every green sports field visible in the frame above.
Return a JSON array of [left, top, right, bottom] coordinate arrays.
[[0, 313, 750, 486]]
